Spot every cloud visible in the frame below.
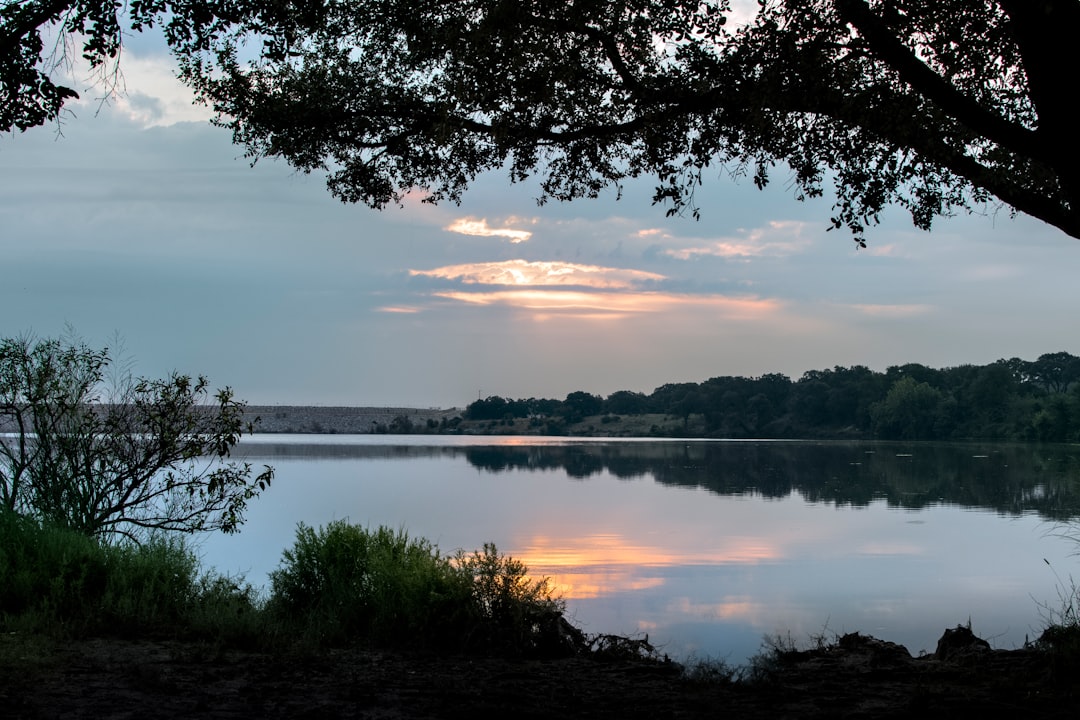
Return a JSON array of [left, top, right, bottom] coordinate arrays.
[[863, 243, 904, 257], [664, 221, 812, 259], [431, 289, 781, 319], [409, 260, 781, 318], [67, 51, 214, 128], [847, 304, 933, 318], [445, 217, 535, 243], [411, 260, 665, 289]]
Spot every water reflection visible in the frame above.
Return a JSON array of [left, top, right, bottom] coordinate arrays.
[[517, 532, 780, 599], [211, 436, 1080, 663], [237, 437, 1080, 520]]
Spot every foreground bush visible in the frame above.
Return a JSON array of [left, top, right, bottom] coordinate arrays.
[[1, 511, 574, 655], [267, 522, 468, 646], [268, 521, 573, 654], [0, 509, 258, 642]]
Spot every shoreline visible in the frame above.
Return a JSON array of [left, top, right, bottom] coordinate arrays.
[[5, 624, 1078, 719]]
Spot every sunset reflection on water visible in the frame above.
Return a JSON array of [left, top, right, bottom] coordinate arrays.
[[515, 532, 783, 599]]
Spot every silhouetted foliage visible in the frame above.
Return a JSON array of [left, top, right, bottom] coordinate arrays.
[[459, 351, 1080, 442], [5, 3, 1080, 240], [560, 391, 603, 423], [0, 334, 271, 541]]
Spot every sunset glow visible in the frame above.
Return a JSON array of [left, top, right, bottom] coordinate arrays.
[[512, 533, 783, 599], [432, 289, 782, 318], [411, 260, 665, 288], [445, 217, 534, 243]]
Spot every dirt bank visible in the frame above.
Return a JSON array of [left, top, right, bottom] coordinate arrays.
[[4, 627, 1078, 719]]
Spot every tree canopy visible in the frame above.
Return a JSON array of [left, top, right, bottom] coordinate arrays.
[[0, 334, 272, 540], [458, 351, 1080, 441], [4, 1, 1078, 242]]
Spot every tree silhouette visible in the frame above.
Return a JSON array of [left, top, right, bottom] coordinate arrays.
[[4, 2, 1078, 241]]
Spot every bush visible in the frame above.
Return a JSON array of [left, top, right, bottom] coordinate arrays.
[[0, 509, 108, 627], [0, 508, 259, 640], [2, 511, 575, 656], [454, 543, 567, 654], [268, 521, 469, 646], [268, 521, 570, 654]]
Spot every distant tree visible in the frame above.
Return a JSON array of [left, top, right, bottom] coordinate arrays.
[[603, 390, 649, 416], [524, 397, 561, 417], [870, 376, 945, 440], [753, 373, 792, 411], [968, 363, 1017, 423], [1000, 357, 1036, 391], [648, 382, 702, 415], [745, 393, 776, 434], [885, 363, 943, 389], [465, 396, 509, 421], [0, 334, 271, 541], [560, 391, 603, 423], [1030, 395, 1073, 443], [1029, 352, 1080, 394], [792, 374, 833, 428]]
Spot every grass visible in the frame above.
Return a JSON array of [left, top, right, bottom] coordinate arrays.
[[0, 510, 571, 657], [1035, 557, 1080, 680]]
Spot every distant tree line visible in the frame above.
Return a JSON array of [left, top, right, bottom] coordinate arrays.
[[463, 352, 1080, 441]]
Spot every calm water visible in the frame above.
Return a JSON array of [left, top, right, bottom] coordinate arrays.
[[198, 436, 1080, 664]]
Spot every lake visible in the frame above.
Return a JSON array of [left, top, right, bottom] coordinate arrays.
[[197, 435, 1080, 664]]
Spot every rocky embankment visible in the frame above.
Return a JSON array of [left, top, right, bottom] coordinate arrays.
[[242, 406, 464, 434]]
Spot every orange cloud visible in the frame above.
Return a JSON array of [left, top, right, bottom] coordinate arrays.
[[445, 217, 534, 243], [411, 260, 664, 289], [431, 289, 781, 318], [375, 306, 421, 314], [410, 260, 783, 319]]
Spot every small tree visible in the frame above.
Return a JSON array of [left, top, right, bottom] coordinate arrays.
[[869, 376, 945, 441], [0, 334, 272, 541]]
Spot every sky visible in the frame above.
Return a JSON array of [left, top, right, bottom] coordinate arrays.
[[2, 25, 1078, 409]]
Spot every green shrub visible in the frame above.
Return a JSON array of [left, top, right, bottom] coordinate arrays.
[[0, 509, 249, 639], [3, 510, 573, 656], [0, 509, 108, 627], [268, 521, 568, 654], [184, 573, 267, 647], [453, 542, 565, 653], [95, 536, 200, 634], [268, 521, 470, 646]]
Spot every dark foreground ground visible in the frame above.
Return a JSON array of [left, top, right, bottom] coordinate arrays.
[[3, 628, 1079, 719]]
